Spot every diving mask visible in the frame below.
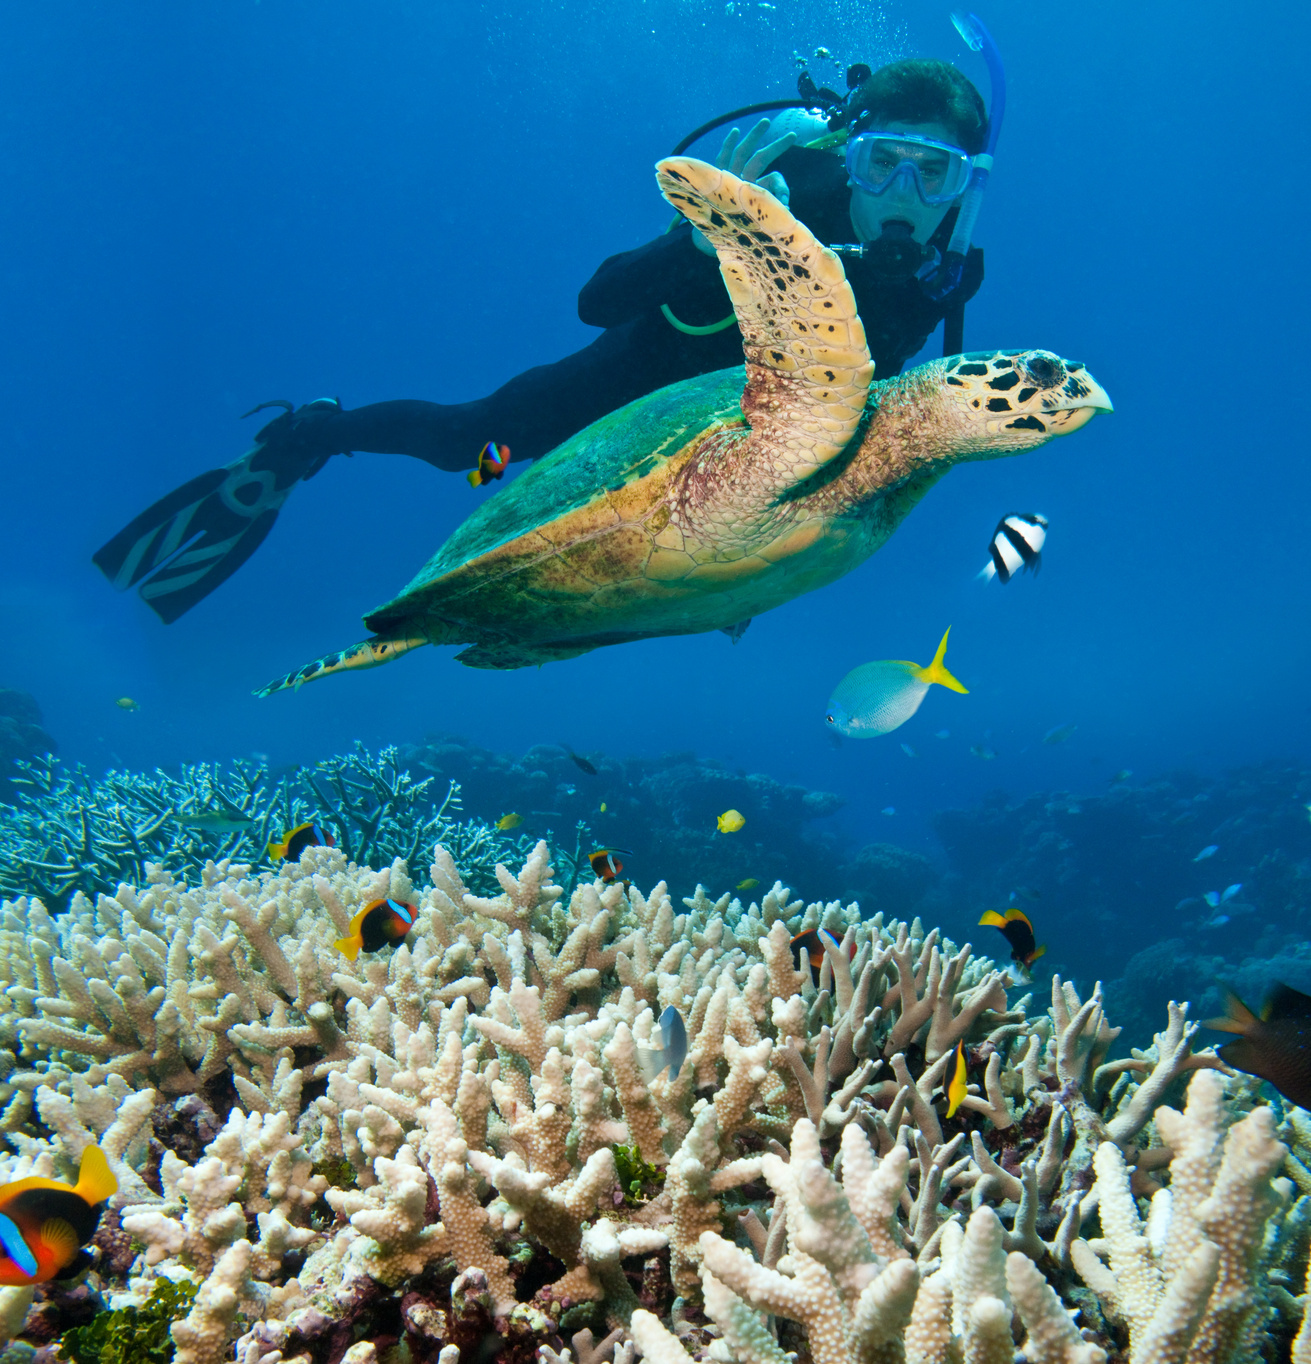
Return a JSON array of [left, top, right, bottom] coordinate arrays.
[[845, 131, 973, 206]]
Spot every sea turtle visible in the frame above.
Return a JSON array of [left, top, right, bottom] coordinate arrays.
[[256, 158, 1111, 696]]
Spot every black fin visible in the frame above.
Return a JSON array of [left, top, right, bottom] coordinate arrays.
[[1263, 981, 1311, 1023], [1203, 986, 1257, 1035]]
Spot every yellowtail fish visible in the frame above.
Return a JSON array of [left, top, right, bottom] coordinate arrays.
[[496, 813, 523, 831], [825, 628, 967, 737], [115, 697, 139, 711], [945, 1041, 968, 1118], [717, 809, 745, 833]]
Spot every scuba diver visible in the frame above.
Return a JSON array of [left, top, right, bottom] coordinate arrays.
[[96, 17, 1005, 623]]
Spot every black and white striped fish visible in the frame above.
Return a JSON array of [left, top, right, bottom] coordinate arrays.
[[979, 513, 1048, 583]]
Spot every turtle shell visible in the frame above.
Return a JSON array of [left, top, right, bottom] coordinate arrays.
[[364, 367, 747, 662]]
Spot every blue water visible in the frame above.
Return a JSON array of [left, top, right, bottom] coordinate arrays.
[[1, 0, 1308, 855]]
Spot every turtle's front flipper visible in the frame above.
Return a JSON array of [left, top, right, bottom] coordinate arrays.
[[254, 634, 427, 698], [655, 157, 874, 497]]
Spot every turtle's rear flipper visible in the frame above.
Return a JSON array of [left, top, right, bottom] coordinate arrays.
[[254, 635, 428, 697], [94, 445, 304, 623]]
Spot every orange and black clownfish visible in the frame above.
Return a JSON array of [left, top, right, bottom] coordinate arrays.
[[268, 821, 335, 863], [589, 849, 632, 883], [978, 906, 1046, 969], [334, 898, 417, 962], [0, 1144, 118, 1286], [468, 441, 511, 488], [789, 927, 856, 986]]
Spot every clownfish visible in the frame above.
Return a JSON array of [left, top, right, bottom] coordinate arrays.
[[0, 1144, 118, 1285], [945, 1041, 969, 1118], [789, 927, 855, 986], [268, 821, 335, 863], [589, 848, 632, 883], [334, 898, 417, 962], [978, 906, 1046, 969], [467, 441, 511, 487]]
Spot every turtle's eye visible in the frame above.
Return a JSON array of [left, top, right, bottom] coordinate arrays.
[[1023, 354, 1064, 389]]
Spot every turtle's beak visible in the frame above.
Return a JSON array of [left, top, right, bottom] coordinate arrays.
[[1042, 368, 1113, 438]]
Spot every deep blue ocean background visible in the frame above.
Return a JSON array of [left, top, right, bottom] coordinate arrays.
[[1, 0, 1308, 862]]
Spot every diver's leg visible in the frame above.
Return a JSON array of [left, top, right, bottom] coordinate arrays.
[[95, 320, 697, 621], [310, 316, 699, 470]]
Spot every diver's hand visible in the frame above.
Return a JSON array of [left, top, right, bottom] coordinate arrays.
[[693, 117, 796, 257]]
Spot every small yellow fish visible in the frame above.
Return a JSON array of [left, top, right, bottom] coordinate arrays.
[[115, 697, 139, 712], [736, 877, 759, 891], [600, 802, 607, 813], [717, 809, 745, 834], [496, 813, 522, 831], [945, 1040, 968, 1118]]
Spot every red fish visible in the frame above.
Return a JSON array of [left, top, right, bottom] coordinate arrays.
[[334, 898, 417, 962], [468, 441, 511, 488], [0, 1145, 118, 1285], [268, 820, 335, 863], [589, 848, 632, 883], [978, 907, 1046, 968], [789, 927, 855, 986]]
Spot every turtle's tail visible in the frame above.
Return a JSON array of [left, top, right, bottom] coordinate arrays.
[[254, 635, 428, 698]]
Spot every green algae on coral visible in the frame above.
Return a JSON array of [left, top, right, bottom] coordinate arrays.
[[56, 1277, 198, 1364]]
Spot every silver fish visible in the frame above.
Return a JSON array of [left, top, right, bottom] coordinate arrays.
[[638, 1005, 688, 1083]]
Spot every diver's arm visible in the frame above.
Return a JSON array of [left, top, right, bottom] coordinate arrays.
[[577, 223, 724, 328]]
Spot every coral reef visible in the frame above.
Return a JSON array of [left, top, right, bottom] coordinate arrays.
[[933, 763, 1311, 1039], [400, 737, 864, 908], [0, 820, 1307, 1364], [0, 745, 532, 909], [0, 687, 55, 803]]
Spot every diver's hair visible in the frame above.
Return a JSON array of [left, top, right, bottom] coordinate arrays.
[[849, 59, 988, 154]]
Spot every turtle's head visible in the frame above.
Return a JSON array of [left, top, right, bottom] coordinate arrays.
[[935, 350, 1112, 458]]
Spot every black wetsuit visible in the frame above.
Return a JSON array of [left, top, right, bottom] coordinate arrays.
[[278, 146, 983, 470], [95, 146, 982, 621]]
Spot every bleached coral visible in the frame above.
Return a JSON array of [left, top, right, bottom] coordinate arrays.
[[0, 839, 1304, 1364]]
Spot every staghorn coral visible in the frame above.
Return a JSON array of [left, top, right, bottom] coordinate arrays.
[[0, 835, 1306, 1364], [0, 745, 532, 908]]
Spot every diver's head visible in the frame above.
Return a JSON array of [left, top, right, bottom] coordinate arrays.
[[844, 59, 987, 246]]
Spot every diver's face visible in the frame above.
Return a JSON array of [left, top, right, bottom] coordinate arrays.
[[849, 120, 961, 246]]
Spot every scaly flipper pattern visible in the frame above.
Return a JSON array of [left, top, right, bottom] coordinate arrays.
[[655, 157, 874, 495]]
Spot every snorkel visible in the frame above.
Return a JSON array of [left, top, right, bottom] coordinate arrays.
[[924, 11, 1006, 299]]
